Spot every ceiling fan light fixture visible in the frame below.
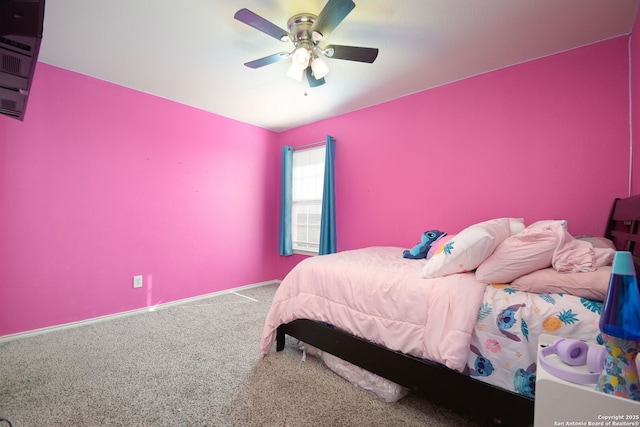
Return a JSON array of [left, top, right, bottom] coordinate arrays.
[[311, 56, 329, 79], [312, 31, 324, 43], [235, 1, 378, 87], [291, 47, 311, 70], [287, 61, 304, 81]]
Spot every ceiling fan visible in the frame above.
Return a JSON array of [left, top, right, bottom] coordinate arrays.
[[234, 0, 379, 87]]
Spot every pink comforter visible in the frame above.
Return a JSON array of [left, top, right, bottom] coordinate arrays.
[[260, 247, 488, 372]]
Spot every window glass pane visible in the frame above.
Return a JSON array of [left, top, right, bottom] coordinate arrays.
[[292, 201, 321, 250], [292, 147, 325, 200], [292, 146, 325, 252]]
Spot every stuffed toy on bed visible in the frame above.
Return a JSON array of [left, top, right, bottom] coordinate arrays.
[[403, 230, 447, 259]]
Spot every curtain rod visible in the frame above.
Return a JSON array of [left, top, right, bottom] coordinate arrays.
[[295, 140, 325, 149]]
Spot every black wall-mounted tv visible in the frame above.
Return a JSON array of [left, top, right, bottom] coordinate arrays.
[[0, 0, 45, 121]]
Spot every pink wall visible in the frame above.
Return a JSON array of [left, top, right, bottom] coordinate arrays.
[[278, 37, 630, 266], [1, 33, 634, 337], [0, 64, 281, 336], [632, 7, 640, 194]]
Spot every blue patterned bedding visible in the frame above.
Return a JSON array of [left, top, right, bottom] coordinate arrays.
[[467, 284, 602, 397]]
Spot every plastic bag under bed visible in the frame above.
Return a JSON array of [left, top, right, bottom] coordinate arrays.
[[295, 341, 409, 403]]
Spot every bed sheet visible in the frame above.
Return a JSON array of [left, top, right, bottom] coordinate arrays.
[[467, 284, 602, 397]]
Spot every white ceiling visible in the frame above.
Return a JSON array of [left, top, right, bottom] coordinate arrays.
[[37, 0, 639, 132]]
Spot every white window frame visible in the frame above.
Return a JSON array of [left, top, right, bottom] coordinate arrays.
[[291, 146, 325, 255]]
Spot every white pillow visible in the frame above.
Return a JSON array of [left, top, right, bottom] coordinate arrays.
[[509, 218, 526, 235], [421, 218, 512, 279]]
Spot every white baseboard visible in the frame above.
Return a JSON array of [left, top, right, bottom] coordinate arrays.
[[0, 280, 281, 344]]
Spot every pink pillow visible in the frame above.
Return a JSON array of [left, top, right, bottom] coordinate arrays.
[[527, 219, 567, 229], [475, 225, 562, 283], [576, 236, 616, 267], [511, 266, 612, 301], [576, 236, 616, 250]]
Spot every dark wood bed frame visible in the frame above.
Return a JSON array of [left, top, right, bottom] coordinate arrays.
[[275, 195, 640, 426]]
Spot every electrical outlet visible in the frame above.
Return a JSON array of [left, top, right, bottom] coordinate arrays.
[[133, 275, 143, 288]]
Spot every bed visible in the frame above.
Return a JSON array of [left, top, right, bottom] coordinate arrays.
[[261, 195, 640, 426]]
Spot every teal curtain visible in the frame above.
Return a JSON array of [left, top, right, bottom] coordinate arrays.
[[319, 135, 336, 255], [279, 146, 294, 256]]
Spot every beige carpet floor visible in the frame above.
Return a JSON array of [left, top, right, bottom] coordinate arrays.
[[1, 283, 492, 426]]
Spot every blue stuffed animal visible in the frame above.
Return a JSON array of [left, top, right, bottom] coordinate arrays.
[[403, 230, 446, 259]]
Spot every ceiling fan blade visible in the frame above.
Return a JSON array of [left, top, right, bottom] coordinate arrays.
[[306, 67, 326, 87], [325, 45, 378, 63], [234, 8, 290, 42], [310, 0, 355, 39], [244, 52, 290, 69]]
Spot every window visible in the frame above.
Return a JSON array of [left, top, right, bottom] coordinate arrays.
[[291, 146, 325, 253]]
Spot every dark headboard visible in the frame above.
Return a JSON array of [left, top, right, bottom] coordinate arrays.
[[605, 194, 640, 273]]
